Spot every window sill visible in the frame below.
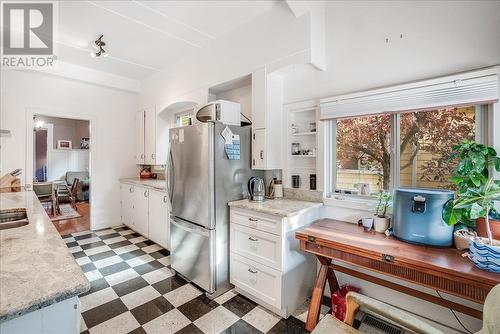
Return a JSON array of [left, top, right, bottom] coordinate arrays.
[[323, 195, 377, 211]]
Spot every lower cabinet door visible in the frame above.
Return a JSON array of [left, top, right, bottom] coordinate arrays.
[[230, 253, 282, 309], [120, 184, 134, 228], [133, 187, 149, 238], [148, 189, 170, 249]]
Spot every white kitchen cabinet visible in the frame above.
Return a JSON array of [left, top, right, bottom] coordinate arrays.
[[136, 106, 170, 165], [251, 129, 266, 169], [148, 189, 170, 249], [120, 182, 170, 249], [133, 187, 149, 238], [251, 67, 283, 170], [229, 207, 318, 318], [120, 183, 134, 228], [135, 110, 145, 164]]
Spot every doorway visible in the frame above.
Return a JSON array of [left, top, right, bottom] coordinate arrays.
[[32, 114, 92, 235]]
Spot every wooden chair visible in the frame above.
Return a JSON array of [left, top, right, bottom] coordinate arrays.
[[57, 178, 80, 210], [33, 182, 57, 215], [312, 283, 500, 334]]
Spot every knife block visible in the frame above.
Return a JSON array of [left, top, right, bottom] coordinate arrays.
[[0, 174, 21, 192]]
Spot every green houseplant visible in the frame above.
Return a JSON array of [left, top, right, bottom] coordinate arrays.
[[447, 178, 500, 245], [374, 192, 392, 233], [443, 140, 500, 236], [449, 179, 500, 272]]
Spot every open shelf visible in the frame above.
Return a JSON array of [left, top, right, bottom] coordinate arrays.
[[291, 155, 316, 158], [292, 131, 317, 136], [290, 107, 317, 113]]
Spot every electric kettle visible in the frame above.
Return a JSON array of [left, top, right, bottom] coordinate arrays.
[[248, 177, 265, 202]]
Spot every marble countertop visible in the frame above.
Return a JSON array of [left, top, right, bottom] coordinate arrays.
[[228, 198, 322, 217], [120, 178, 167, 191], [0, 191, 90, 322]]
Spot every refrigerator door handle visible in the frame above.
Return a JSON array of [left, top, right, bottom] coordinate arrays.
[[170, 216, 209, 236], [167, 149, 174, 205]]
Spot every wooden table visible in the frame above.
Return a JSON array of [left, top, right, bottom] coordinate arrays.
[[295, 219, 500, 331]]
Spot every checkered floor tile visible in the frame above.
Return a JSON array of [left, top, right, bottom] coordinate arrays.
[[64, 225, 328, 334]]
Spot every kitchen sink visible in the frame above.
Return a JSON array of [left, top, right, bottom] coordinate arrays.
[[0, 208, 29, 230]]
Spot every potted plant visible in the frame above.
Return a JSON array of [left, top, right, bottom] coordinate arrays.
[[444, 140, 500, 238], [374, 191, 392, 233], [446, 179, 500, 272]]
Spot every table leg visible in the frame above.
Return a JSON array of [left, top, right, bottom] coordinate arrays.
[[319, 256, 339, 294], [305, 256, 336, 331]]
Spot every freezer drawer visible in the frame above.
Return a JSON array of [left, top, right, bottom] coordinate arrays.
[[170, 216, 214, 293]]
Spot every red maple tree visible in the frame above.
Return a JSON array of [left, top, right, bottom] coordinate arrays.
[[336, 107, 476, 190]]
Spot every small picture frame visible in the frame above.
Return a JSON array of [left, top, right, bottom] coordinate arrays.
[[57, 140, 72, 149], [80, 137, 90, 149]]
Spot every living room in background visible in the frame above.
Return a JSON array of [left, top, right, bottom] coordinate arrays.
[[32, 114, 92, 234]]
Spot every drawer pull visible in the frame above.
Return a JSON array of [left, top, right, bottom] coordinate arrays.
[[248, 218, 258, 222], [248, 268, 258, 274], [248, 236, 258, 242]]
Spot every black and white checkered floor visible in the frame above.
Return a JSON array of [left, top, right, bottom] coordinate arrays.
[[64, 225, 331, 334]]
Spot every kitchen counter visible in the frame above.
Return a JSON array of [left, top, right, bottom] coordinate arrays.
[[0, 191, 90, 322], [228, 198, 322, 217], [120, 178, 167, 191]]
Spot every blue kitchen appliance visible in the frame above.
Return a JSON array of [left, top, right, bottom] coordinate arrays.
[[392, 188, 454, 247]]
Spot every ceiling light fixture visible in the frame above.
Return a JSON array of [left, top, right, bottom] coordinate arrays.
[[90, 35, 108, 58]]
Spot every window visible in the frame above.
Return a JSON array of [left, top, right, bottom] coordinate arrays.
[[336, 115, 391, 194], [329, 105, 483, 197], [175, 112, 192, 127], [399, 107, 476, 189]]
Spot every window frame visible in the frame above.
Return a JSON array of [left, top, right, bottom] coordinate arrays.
[[174, 110, 193, 128], [325, 104, 489, 202]]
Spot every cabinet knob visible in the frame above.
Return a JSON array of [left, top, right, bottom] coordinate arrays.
[[129, 187, 134, 193], [140, 154, 144, 159], [144, 190, 149, 197], [248, 236, 258, 242], [248, 218, 258, 222], [163, 196, 168, 203], [247, 268, 258, 274], [151, 154, 155, 159], [260, 150, 264, 159]]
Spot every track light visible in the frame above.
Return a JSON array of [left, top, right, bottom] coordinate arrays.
[[90, 35, 108, 58]]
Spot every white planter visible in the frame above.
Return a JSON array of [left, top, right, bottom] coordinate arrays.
[[373, 216, 390, 233]]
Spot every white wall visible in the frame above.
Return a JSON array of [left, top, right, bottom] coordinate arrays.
[[37, 116, 89, 149], [283, 0, 500, 103], [0, 70, 138, 230], [140, 2, 310, 111]]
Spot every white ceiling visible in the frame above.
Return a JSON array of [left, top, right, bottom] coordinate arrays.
[[56, 1, 277, 80]]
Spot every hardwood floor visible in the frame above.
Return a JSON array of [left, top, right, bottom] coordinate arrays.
[[53, 202, 90, 235]]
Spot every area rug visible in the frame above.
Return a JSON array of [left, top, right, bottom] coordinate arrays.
[[43, 203, 82, 221]]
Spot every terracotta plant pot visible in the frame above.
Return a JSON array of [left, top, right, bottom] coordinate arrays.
[[476, 217, 500, 240]]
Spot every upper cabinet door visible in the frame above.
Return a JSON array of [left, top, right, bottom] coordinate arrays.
[[251, 67, 284, 170], [252, 128, 266, 169], [252, 67, 267, 130], [135, 110, 145, 164], [144, 107, 157, 165]]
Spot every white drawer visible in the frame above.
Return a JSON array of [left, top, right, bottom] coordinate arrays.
[[230, 253, 282, 309], [231, 223, 282, 270], [230, 208, 282, 236]]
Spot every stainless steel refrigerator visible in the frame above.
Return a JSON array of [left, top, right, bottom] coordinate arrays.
[[167, 122, 258, 297]]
